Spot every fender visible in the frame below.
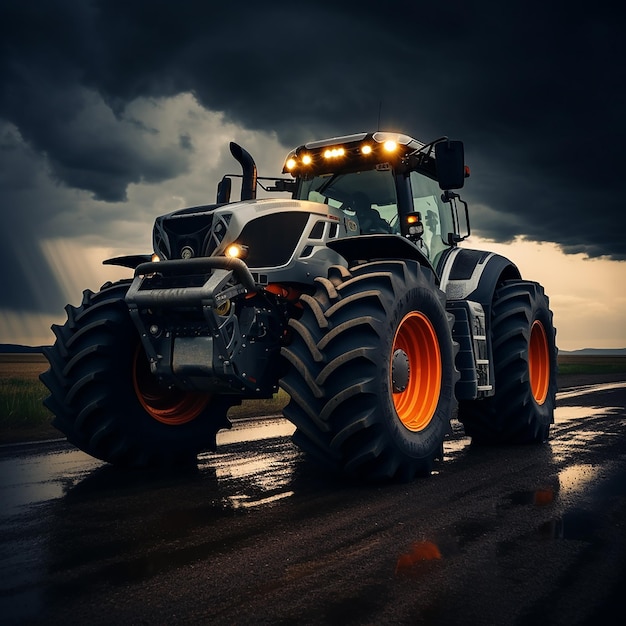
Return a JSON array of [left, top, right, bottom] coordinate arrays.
[[327, 234, 434, 272], [439, 248, 521, 401], [439, 247, 521, 308], [103, 254, 152, 269]]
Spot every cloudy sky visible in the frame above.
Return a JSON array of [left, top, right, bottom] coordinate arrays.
[[1, 0, 625, 351]]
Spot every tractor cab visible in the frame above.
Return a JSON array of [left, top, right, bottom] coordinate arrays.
[[283, 131, 470, 265]]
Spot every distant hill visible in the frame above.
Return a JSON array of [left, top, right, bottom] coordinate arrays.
[[559, 348, 626, 356], [0, 344, 47, 354]]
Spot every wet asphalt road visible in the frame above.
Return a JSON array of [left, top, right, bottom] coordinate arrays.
[[1, 377, 625, 626]]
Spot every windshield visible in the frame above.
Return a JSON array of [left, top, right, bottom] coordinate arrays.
[[297, 169, 399, 234]]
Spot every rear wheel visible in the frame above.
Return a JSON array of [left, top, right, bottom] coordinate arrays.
[[40, 281, 237, 467], [280, 260, 458, 481], [458, 280, 557, 444]]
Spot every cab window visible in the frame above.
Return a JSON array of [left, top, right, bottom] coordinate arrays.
[[410, 171, 453, 258]]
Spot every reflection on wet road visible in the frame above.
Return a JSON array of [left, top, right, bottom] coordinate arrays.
[[1, 381, 625, 624]]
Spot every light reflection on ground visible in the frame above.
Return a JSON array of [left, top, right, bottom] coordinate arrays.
[[553, 405, 610, 422], [556, 381, 626, 400], [216, 415, 295, 445], [200, 416, 299, 509], [558, 463, 600, 497]]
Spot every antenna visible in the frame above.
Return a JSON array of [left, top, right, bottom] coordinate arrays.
[[377, 101, 382, 130]]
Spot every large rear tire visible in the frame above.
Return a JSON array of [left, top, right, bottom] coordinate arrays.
[[457, 280, 557, 444], [40, 281, 237, 467], [280, 260, 458, 481]]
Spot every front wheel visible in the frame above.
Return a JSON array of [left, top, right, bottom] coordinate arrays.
[[40, 281, 237, 467], [458, 280, 557, 444], [280, 260, 458, 481]]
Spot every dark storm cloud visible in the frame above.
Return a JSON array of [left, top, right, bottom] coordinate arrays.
[[0, 124, 68, 313], [0, 0, 625, 315]]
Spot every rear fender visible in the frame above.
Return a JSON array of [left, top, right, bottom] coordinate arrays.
[[440, 247, 521, 400], [439, 248, 521, 306]]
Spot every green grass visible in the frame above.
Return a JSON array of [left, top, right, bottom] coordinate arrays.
[[557, 354, 626, 376], [0, 377, 52, 428], [558, 362, 626, 375], [0, 376, 57, 443]]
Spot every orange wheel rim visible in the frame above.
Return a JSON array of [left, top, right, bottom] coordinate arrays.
[[132, 345, 210, 425], [529, 320, 550, 404], [391, 312, 441, 431]]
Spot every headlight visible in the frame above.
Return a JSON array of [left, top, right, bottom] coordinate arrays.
[[225, 244, 249, 259]]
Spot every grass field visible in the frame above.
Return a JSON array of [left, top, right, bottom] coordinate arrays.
[[1, 353, 625, 444], [556, 354, 626, 375], [0, 354, 55, 442]]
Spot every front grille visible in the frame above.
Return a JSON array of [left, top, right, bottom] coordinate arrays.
[[204, 212, 232, 256], [156, 212, 215, 259], [234, 212, 309, 267]]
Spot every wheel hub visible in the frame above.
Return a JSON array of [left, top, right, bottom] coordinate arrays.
[[392, 349, 410, 393]]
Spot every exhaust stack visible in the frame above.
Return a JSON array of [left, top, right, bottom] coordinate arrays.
[[229, 142, 257, 201]]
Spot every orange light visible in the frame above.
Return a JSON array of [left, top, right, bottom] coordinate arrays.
[[323, 147, 345, 159], [285, 158, 297, 170], [302, 154, 312, 165], [225, 244, 248, 259], [407, 214, 418, 224], [361, 144, 372, 155], [383, 140, 397, 152]]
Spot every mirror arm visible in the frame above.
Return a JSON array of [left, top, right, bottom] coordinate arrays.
[[442, 191, 471, 244]]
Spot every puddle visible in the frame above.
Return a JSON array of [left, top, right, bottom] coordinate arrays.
[[536, 508, 600, 541], [0, 448, 102, 517], [0, 417, 298, 520]]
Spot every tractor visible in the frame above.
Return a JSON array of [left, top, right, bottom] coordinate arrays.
[[40, 131, 557, 481]]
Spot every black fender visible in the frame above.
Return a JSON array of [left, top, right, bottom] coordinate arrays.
[[327, 234, 434, 272], [103, 254, 152, 269]]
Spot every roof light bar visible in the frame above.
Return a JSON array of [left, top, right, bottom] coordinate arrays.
[[281, 132, 425, 175]]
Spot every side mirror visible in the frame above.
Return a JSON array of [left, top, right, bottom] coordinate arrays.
[[435, 140, 465, 190]]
